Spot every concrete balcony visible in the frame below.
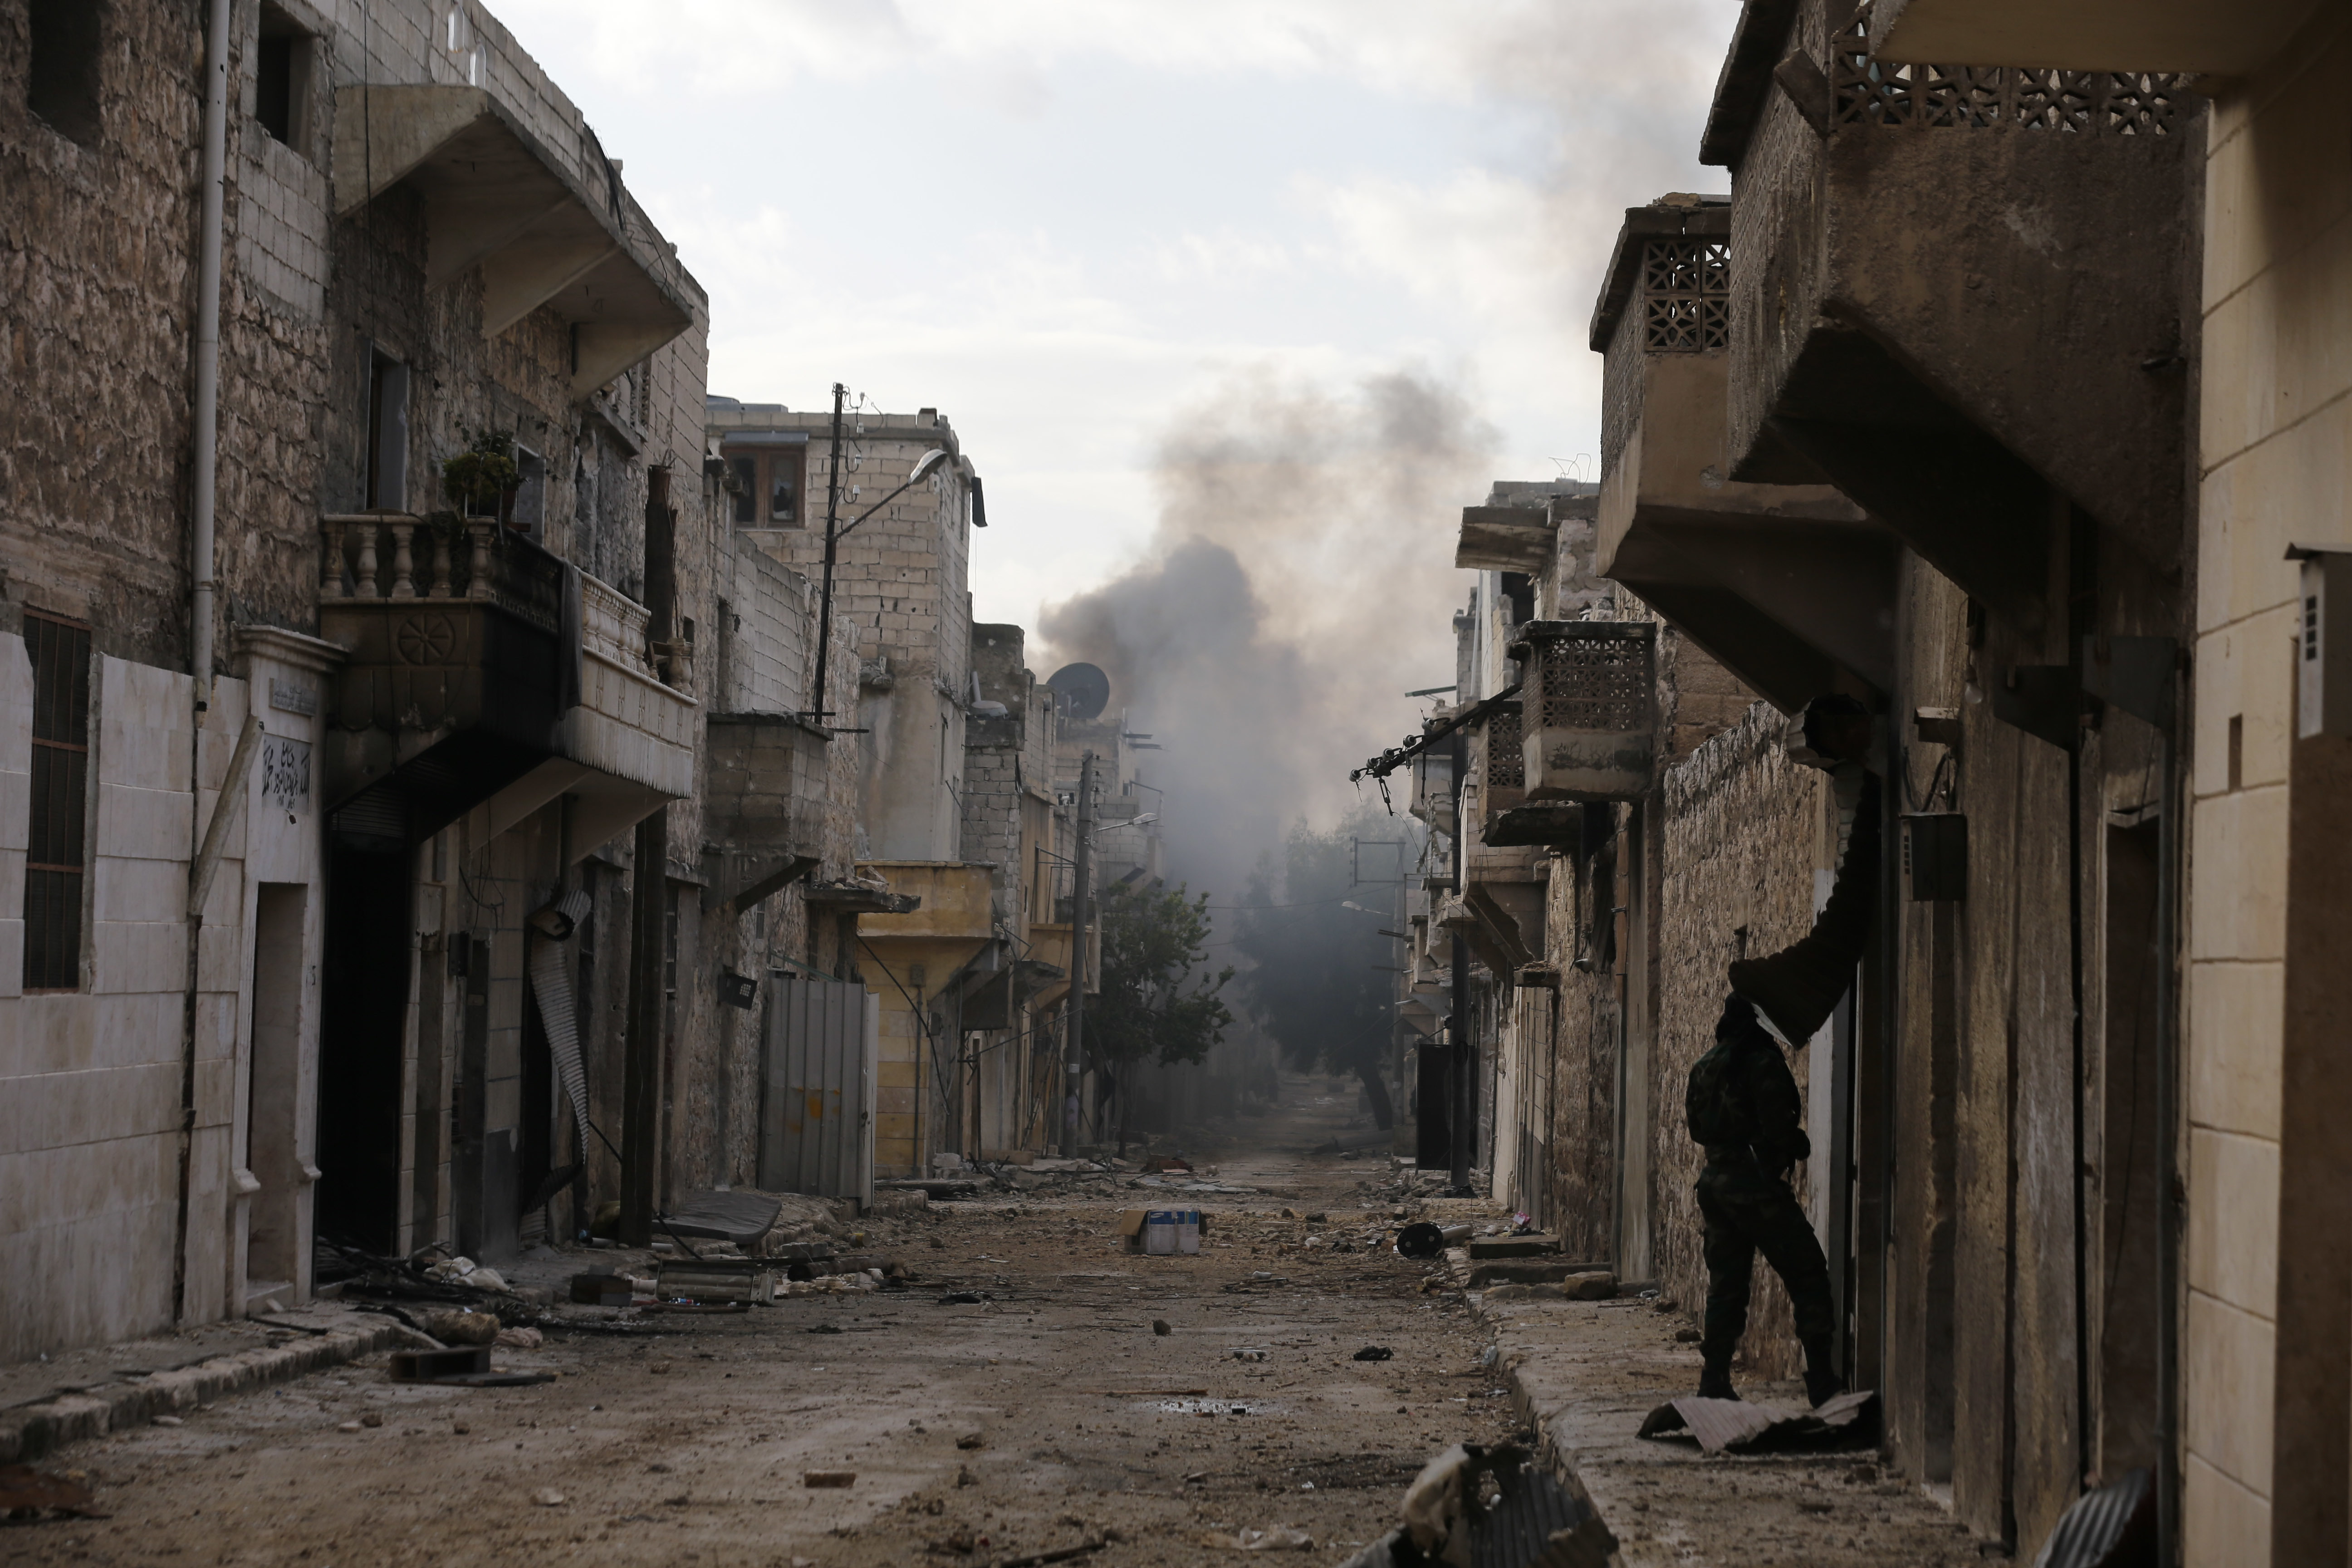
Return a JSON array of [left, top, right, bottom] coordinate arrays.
[[1592, 198, 1900, 712], [702, 714, 832, 914], [1473, 701, 1584, 848], [318, 514, 695, 846], [1703, 0, 2197, 619], [1515, 621, 1657, 804], [1872, 0, 2304, 75], [333, 86, 693, 399]]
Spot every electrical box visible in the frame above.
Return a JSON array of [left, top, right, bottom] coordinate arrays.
[[2291, 545, 2352, 739], [1903, 813, 1968, 902]]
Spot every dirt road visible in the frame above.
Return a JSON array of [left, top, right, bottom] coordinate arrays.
[[10, 1082, 1524, 1566]]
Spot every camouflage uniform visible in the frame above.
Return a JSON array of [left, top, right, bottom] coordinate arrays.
[[1687, 995, 1838, 1398]]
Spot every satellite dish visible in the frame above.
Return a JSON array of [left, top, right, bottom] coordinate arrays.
[[1046, 662, 1111, 722]]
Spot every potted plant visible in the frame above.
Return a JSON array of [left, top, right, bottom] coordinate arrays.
[[441, 429, 520, 524]]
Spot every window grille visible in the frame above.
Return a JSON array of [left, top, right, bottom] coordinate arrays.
[[1643, 240, 1729, 353], [24, 612, 91, 991], [1484, 704, 1524, 793]]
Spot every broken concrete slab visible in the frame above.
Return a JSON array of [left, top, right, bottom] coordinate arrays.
[[1467, 1261, 1615, 1293], [1465, 1236, 1563, 1260]]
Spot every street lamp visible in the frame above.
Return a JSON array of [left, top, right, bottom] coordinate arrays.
[[806, 383, 955, 723]]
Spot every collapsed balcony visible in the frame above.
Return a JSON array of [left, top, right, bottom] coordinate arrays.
[[318, 514, 696, 846], [1704, 0, 2196, 618]]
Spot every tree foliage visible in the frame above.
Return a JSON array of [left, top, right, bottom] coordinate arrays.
[[1230, 807, 1421, 1125], [1088, 881, 1234, 1073]]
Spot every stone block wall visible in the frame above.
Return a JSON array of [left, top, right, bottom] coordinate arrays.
[[1650, 699, 1828, 1378], [0, 0, 206, 670]]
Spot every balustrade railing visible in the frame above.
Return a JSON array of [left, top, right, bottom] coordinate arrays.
[[319, 514, 649, 672]]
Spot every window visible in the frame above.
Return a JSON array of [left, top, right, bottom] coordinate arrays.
[[365, 352, 409, 510], [510, 445, 547, 537], [723, 446, 807, 528], [730, 457, 757, 525], [255, 6, 315, 155], [24, 612, 92, 992], [767, 448, 803, 525], [28, 0, 104, 147]]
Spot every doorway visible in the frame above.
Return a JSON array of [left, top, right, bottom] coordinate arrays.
[[316, 842, 412, 1254], [2098, 821, 2162, 1477], [243, 883, 308, 1307]]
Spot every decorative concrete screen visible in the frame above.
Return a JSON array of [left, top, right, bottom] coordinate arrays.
[[1518, 620, 1657, 803]]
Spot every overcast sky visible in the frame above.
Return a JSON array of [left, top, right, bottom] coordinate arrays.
[[500, 0, 1739, 630]]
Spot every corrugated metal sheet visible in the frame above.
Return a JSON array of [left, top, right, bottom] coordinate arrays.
[[758, 978, 875, 1207], [2030, 1467, 2154, 1568]]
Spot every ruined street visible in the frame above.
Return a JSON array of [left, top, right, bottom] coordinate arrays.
[[6, 1085, 1527, 1567], [4, 1080, 1995, 1567]]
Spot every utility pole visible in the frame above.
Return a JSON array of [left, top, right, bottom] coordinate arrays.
[[806, 382, 848, 721], [1066, 752, 1094, 1150]]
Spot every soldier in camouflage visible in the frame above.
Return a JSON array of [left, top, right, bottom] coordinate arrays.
[[1685, 991, 1843, 1406]]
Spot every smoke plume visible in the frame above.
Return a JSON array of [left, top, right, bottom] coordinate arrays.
[[1039, 367, 1496, 898]]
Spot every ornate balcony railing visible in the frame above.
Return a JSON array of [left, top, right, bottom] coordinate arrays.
[[1516, 620, 1656, 803], [1831, 7, 2190, 137]]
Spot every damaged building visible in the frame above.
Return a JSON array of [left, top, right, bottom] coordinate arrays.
[[1372, 0, 2352, 1562], [0, 0, 1120, 1363]]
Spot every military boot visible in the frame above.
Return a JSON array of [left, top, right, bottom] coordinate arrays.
[[1801, 1337, 1846, 1407], [1697, 1355, 1738, 1401]]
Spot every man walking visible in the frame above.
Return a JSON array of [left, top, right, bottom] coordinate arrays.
[[1685, 992, 1844, 1406]]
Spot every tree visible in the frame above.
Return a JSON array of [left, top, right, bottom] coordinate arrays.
[[1230, 808, 1420, 1127], [1088, 881, 1234, 1147]]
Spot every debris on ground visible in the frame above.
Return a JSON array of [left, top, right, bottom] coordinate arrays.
[[804, 1470, 857, 1488], [1338, 1443, 1613, 1568], [1352, 1346, 1394, 1362], [1153, 1319, 1173, 1336], [421, 1308, 500, 1345], [1393, 1222, 1470, 1260], [0, 1465, 108, 1521], [422, 1254, 508, 1293], [1636, 1390, 1880, 1454], [1233, 1524, 1315, 1550], [1465, 1262, 1612, 1293]]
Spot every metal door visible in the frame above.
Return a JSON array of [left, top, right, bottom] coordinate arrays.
[[759, 977, 875, 1208]]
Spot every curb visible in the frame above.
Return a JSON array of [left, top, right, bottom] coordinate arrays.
[[1475, 1291, 1631, 1568], [0, 1320, 404, 1466]]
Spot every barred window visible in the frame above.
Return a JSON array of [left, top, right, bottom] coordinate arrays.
[[24, 612, 92, 991]]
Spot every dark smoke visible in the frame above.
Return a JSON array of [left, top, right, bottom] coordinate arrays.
[[1039, 367, 1496, 897]]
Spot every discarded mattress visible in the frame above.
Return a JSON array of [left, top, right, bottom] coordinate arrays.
[[1637, 1389, 1880, 1454]]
